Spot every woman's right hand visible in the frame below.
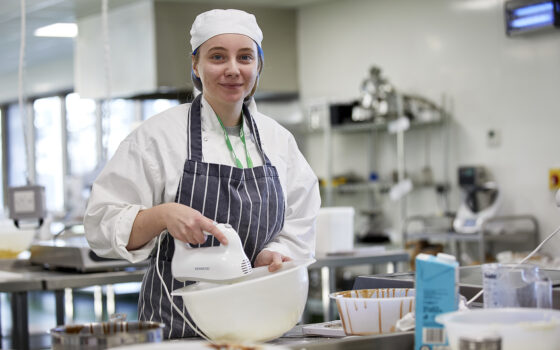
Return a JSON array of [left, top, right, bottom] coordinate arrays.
[[162, 203, 228, 246]]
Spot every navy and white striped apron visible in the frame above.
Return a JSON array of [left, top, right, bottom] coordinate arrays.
[[138, 95, 286, 339]]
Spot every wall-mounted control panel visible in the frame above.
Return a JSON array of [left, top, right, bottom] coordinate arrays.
[[8, 185, 46, 227]]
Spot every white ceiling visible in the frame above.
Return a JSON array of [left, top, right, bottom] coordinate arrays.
[[0, 0, 325, 76]]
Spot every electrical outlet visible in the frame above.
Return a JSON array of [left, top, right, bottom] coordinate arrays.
[[549, 169, 560, 190], [487, 129, 501, 148]]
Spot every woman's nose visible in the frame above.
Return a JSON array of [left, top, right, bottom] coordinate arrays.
[[225, 60, 240, 77]]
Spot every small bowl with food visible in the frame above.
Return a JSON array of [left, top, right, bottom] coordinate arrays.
[[330, 288, 415, 335]]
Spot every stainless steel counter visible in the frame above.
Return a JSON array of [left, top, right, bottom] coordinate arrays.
[[267, 325, 413, 349], [0, 259, 146, 350], [0, 248, 409, 350], [285, 332, 413, 350], [154, 325, 413, 349]]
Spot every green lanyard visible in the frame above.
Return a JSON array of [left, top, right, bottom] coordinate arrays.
[[216, 113, 253, 168]]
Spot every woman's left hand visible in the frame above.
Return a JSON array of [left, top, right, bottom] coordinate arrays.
[[255, 250, 292, 272]]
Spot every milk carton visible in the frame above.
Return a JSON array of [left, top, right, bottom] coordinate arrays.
[[415, 253, 458, 350]]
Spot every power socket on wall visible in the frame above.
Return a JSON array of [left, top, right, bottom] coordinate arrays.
[[487, 129, 501, 148]]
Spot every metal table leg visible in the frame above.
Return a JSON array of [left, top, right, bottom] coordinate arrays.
[[94, 286, 103, 321], [321, 267, 330, 322], [320, 266, 338, 322], [328, 267, 336, 321], [55, 289, 65, 326], [11, 291, 29, 350], [0, 294, 3, 349]]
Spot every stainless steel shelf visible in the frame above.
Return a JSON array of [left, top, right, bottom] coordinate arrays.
[[331, 118, 443, 133]]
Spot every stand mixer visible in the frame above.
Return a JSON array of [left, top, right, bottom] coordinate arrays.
[[453, 166, 502, 234], [171, 223, 253, 283]]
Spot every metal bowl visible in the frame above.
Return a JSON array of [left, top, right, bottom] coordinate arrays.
[[50, 321, 165, 349]]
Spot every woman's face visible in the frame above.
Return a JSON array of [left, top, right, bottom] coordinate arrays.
[[193, 34, 259, 106]]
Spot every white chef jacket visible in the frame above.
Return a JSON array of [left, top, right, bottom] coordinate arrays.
[[84, 96, 320, 263]]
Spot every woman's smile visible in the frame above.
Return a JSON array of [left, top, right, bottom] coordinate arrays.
[[193, 34, 259, 108]]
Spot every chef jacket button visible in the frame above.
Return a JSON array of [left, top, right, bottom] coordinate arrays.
[[203, 137, 208, 142]]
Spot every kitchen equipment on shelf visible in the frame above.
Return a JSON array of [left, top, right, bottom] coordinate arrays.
[[329, 288, 415, 335], [453, 166, 502, 234], [171, 223, 253, 283], [436, 308, 560, 350], [50, 320, 164, 350], [315, 206, 355, 255], [171, 259, 314, 343], [358, 66, 396, 122], [482, 263, 552, 308]]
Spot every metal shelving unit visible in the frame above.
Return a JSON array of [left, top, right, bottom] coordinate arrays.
[[318, 93, 451, 244]]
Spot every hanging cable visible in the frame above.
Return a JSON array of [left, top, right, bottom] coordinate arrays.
[[18, 0, 31, 184], [101, 0, 112, 162]]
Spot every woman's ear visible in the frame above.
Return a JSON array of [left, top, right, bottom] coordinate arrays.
[[191, 56, 199, 78]]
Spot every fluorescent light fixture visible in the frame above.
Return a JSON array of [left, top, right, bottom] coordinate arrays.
[[34, 23, 77, 38], [512, 2, 553, 16], [505, 0, 560, 35], [511, 13, 554, 27]]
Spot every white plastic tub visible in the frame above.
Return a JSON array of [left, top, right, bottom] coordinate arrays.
[[436, 308, 560, 350], [315, 207, 354, 255]]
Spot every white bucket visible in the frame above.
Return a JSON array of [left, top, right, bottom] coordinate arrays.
[[315, 207, 354, 255], [436, 308, 560, 350]]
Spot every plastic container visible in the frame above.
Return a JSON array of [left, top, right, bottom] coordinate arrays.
[[330, 288, 415, 335], [315, 207, 354, 255], [436, 308, 560, 350], [482, 263, 552, 308]]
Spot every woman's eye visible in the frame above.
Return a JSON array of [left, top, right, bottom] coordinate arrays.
[[239, 55, 253, 62], [210, 54, 224, 60]]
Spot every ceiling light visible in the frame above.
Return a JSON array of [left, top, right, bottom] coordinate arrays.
[[505, 0, 560, 35], [34, 23, 78, 38]]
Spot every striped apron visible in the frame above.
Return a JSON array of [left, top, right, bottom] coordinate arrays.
[[137, 95, 286, 339]]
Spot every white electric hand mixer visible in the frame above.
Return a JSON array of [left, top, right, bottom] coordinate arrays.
[[171, 223, 253, 283]]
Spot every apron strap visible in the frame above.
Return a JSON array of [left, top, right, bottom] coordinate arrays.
[[242, 102, 272, 166], [188, 94, 204, 161], [188, 94, 271, 166]]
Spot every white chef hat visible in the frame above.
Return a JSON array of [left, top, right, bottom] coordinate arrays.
[[190, 9, 263, 52]]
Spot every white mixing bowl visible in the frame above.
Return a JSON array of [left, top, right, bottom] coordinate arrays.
[[172, 259, 314, 343], [436, 308, 560, 350], [0, 226, 36, 259]]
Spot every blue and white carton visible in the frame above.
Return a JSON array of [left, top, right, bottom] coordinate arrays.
[[414, 253, 458, 350]]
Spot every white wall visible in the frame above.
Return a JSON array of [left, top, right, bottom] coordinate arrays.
[[75, 0, 157, 99], [298, 0, 560, 255], [0, 56, 74, 104]]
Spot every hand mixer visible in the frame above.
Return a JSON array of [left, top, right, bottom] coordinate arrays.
[[171, 223, 253, 283]]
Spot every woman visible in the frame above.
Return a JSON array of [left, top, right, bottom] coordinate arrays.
[[84, 9, 320, 339]]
